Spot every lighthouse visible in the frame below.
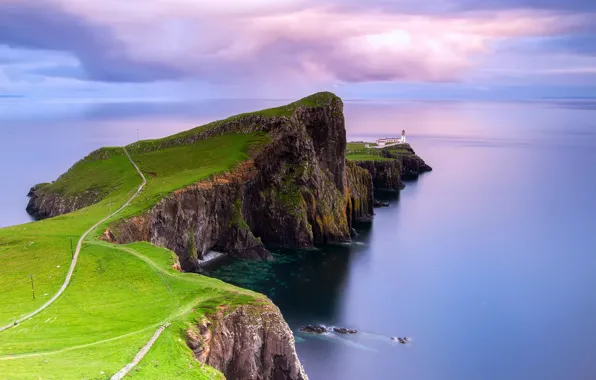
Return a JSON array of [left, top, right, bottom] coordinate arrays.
[[401, 130, 406, 143]]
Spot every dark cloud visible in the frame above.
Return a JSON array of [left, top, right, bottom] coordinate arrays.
[[0, 2, 184, 82]]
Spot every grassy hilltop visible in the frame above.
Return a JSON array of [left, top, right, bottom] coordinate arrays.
[[0, 93, 338, 379]]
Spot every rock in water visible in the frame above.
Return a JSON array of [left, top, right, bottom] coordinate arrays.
[[333, 327, 357, 334], [300, 325, 328, 334]]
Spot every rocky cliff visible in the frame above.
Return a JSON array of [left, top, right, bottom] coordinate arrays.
[[352, 144, 432, 192], [345, 161, 374, 226], [26, 183, 93, 219], [352, 161, 404, 191], [101, 93, 373, 271], [187, 301, 307, 380]]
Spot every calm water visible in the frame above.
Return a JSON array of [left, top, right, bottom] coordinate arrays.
[[2, 99, 596, 379]]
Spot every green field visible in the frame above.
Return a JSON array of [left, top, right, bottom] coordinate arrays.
[[346, 141, 414, 161], [0, 130, 268, 379]]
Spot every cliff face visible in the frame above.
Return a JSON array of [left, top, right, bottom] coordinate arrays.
[[106, 94, 371, 271], [352, 161, 404, 191], [399, 154, 433, 180], [187, 301, 308, 380], [380, 144, 432, 181], [345, 161, 374, 227], [26, 183, 95, 220], [351, 144, 433, 192]]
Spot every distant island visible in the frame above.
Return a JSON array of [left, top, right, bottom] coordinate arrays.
[[2, 92, 430, 379]]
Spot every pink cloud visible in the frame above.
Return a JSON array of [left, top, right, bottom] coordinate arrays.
[[4, 0, 590, 84]]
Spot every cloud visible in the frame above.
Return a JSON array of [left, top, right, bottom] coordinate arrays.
[[0, 0, 592, 86]]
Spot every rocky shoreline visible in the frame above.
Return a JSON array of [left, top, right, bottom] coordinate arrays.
[[24, 93, 431, 380]]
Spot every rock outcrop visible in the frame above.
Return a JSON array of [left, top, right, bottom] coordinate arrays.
[[352, 161, 404, 191], [26, 183, 91, 220], [26, 148, 126, 219], [187, 301, 308, 380], [345, 161, 374, 227], [379, 144, 432, 181], [106, 93, 373, 271], [352, 144, 432, 192], [399, 153, 433, 180]]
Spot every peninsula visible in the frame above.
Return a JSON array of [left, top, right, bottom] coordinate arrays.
[[0, 92, 430, 379]]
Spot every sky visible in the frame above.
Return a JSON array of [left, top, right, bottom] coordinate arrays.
[[0, 0, 595, 100]]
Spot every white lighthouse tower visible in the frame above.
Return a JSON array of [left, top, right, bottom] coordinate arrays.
[[401, 130, 406, 143]]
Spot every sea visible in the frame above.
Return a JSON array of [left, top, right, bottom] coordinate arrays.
[[1, 98, 596, 380]]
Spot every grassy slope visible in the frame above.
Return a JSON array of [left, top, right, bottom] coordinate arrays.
[[0, 92, 339, 378], [0, 134, 267, 379]]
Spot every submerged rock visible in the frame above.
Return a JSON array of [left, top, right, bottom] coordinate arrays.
[[391, 336, 409, 344], [300, 325, 328, 334], [373, 200, 390, 208], [333, 327, 357, 334]]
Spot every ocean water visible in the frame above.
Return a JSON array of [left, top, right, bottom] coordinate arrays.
[[2, 99, 596, 379]]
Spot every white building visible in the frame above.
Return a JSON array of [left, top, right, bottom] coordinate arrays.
[[376, 130, 406, 146]]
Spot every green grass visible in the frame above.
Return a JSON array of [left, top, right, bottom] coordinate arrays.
[[127, 92, 339, 154], [32, 148, 140, 203], [346, 153, 393, 161], [346, 141, 414, 162], [0, 241, 260, 379], [126, 323, 224, 379], [346, 142, 377, 150], [0, 133, 268, 378], [0, 93, 339, 378]]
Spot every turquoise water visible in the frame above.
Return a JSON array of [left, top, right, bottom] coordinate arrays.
[[2, 99, 596, 379]]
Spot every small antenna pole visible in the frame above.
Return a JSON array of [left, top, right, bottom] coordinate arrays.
[[29, 274, 35, 300]]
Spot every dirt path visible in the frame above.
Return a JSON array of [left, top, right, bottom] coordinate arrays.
[[110, 323, 170, 380], [0, 147, 146, 332]]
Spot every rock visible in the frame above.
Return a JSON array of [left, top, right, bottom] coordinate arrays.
[[345, 160, 374, 228], [353, 143, 432, 190], [391, 337, 408, 344], [26, 183, 96, 220], [353, 160, 404, 191], [333, 327, 357, 334], [188, 301, 308, 380], [300, 325, 328, 334], [106, 93, 373, 271], [373, 200, 389, 208]]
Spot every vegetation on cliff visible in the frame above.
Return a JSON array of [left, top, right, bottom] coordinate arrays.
[[2, 94, 357, 379], [346, 142, 415, 162]]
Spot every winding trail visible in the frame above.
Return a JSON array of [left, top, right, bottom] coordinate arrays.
[[0, 147, 146, 332], [110, 323, 170, 380]]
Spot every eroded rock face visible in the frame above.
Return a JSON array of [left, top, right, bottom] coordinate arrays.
[[352, 144, 433, 191], [379, 144, 433, 181], [399, 154, 433, 180], [107, 94, 372, 271], [26, 184, 97, 220], [345, 161, 374, 228], [187, 302, 308, 380], [352, 160, 404, 191]]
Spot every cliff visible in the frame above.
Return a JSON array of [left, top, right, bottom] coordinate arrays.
[[26, 183, 94, 219], [352, 161, 404, 191], [345, 161, 374, 226], [98, 92, 370, 271], [187, 301, 307, 380], [350, 144, 432, 192]]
